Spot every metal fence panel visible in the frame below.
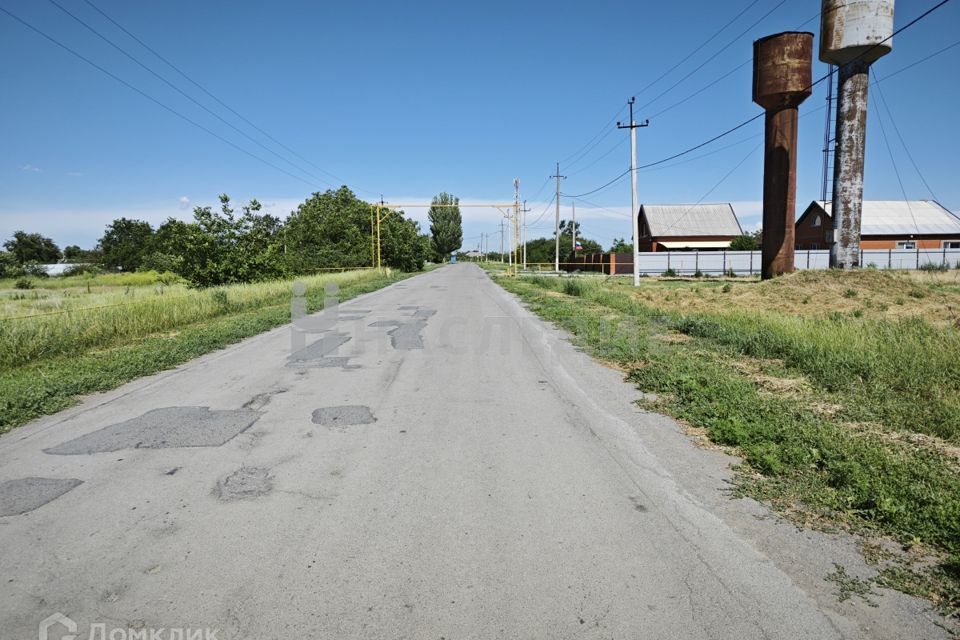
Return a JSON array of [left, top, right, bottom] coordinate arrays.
[[629, 248, 960, 276]]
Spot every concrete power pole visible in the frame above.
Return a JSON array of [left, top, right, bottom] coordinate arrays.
[[514, 178, 521, 272], [572, 201, 576, 252], [499, 220, 505, 263], [551, 162, 565, 272], [521, 200, 530, 270], [618, 97, 649, 287]]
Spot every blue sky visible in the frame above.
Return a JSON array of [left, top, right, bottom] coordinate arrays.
[[1, 0, 958, 252]]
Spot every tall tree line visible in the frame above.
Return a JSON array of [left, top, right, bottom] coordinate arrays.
[[1, 187, 431, 285]]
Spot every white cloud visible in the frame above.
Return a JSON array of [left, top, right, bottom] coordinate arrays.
[[20, 164, 41, 173], [65, 171, 83, 177], [178, 196, 190, 209]]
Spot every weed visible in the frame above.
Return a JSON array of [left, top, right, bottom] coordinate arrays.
[[662, 268, 677, 277], [920, 262, 950, 273], [14, 278, 33, 290], [843, 288, 858, 298], [562, 279, 584, 296], [495, 273, 960, 614], [721, 284, 732, 293], [0, 270, 411, 432], [825, 564, 878, 606]]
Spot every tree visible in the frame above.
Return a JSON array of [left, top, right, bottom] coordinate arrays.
[[428, 193, 462, 261], [610, 237, 633, 253], [98, 218, 154, 271], [730, 232, 760, 251], [3, 231, 61, 264], [285, 187, 427, 274], [174, 195, 285, 286]]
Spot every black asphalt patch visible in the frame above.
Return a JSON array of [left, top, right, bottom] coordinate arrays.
[[214, 467, 273, 501], [369, 309, 435, 350], [44, 407, 261, 455], [289, 332, 351, 361], [311, 405, 376, 428], [0, 477, 82, 516]]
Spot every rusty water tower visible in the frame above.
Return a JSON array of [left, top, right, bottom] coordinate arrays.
[[753, 32, 814, 279], [821, 0, 895, 268]]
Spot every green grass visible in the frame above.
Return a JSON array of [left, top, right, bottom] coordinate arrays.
[[0, 270, 413, 433], [498, 274, 960, 616], [0, 270, 384, 370]]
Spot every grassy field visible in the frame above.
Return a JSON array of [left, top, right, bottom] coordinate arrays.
[[495, 269, 960, 617], [0, 268, 412, 433]]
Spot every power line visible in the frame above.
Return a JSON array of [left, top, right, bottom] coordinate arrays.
[[562, 1, 779, 175], [871, 96, 921, 237], [632, 0, 765, 99], [79, 0, 367, 194], [527, 193, 557, 228], [46, 0, 338, 191], [635, 0, 788, 113], [657, 142, 763, 236], [558, 105, 627, 168], [877, 37, 960, 83], [557, 0, 953, 219], [562, 168, 631, 199], [0, 5, 324, 190], [567, 136, 627, 178], [873, 80, 939, 202]]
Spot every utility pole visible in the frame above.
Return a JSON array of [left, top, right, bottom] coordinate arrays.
[[618, 97, 649, 287], [521, 200, 530, 270], [514, 178, 521, 274], [571, 201, 576, 252], [500, 219, 505, 264], [551, 162, 565, 272]]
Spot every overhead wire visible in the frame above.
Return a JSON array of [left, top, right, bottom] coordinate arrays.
[[872, 80, 939, 202], [565, 0, 954, 199], [559, 0, 774, 175], [634, 0, 789, 113], [46, 0, 338, 190], [871, 94, 922, 236], [632, 0, 765, 99], [657, 142, 764, 235], [0, 5, 326, 190], [78, 0, 367, 194]]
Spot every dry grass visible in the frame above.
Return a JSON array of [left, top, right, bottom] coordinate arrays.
[[623, 269, 960, 327]]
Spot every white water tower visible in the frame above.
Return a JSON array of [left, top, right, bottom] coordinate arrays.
[[820, 0, 894, 269]]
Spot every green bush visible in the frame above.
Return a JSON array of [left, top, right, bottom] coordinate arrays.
[[14, 278, 34, 290], [562, 279, 584, 296]]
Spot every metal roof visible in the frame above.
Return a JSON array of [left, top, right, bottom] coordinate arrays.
[[819, 200, 960, 235], [641, 203, 743, 238]]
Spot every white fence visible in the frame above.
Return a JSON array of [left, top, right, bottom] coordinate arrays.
[[635, 248, 960, 276]]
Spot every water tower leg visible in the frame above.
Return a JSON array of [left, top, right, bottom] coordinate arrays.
[[761, 106, 800, 279], [830, 59, 871, 269]]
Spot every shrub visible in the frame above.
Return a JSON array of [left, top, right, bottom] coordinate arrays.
[[14, 278, 34, 290], [61, 264, 102, 277], [21, 262, 49, 278], [562, 279, 584, 296], [843, 288, 858, 298], [662, 268, 677, 277], [721, 283, 732, 293]]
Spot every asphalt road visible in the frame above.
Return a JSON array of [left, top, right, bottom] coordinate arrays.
[[0, 264, 947, 639]]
